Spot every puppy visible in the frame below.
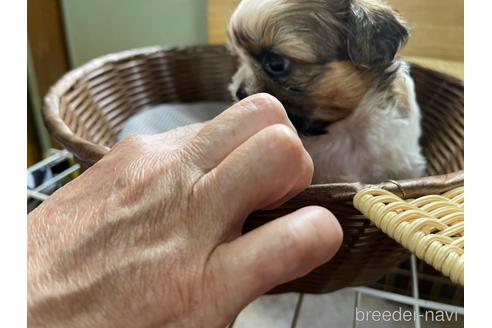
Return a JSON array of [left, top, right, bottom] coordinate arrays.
[[227, 0, 426, 183]]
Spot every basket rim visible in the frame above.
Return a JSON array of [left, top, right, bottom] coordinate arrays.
[[42, 45, 464, 194], [43, 45, 227, 166], [296, 171, 464, 203]]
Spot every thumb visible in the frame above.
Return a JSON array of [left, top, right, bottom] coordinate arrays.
[[206, 206, 343, 320]]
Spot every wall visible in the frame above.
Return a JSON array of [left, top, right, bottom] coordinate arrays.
[[62, 0, 207, 67]]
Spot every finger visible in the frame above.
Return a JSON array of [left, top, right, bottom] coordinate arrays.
[[185, 93, 296, 171], [198, 124, 313, 227], [262, 148, 313, 210], [207, 206, 343, 314]]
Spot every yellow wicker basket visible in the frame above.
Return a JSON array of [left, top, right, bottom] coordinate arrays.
[[354, 186, 464, 285]]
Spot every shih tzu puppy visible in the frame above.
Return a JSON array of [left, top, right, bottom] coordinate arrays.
[[227, 0, 426, 183]]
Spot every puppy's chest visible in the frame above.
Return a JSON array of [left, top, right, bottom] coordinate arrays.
[[302, 129, 371, 183], [300, 123, 412, 184]]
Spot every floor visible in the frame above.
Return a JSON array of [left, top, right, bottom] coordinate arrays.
[[232, 289, 464, 328]]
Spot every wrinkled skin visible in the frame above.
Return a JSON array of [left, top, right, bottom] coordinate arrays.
[[28, 94, 343, 328]]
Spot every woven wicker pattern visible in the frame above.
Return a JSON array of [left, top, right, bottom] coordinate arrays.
[[354, 186, 464, 285], [43, 45, 464, 293], [411, 68, 464, 176], [44, 46, 237, 168]]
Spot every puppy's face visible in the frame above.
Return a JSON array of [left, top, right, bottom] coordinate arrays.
[[228, 0, 409, 135]]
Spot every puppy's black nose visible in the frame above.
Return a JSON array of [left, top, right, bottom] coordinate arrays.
[[236, 87, 249, 100]]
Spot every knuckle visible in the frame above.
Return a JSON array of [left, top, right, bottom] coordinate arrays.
[[116, 135, 146, 148], [245, 93, 288, 120], [111, 135, 151, 155], [125, 134, 146, 145], [266, 124, 304, 157], [302, 151, 315, 180], [264, 124, 313, 180], [303, 206, 344, 253]]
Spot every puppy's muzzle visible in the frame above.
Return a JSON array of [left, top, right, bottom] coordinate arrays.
[[235, 86, 249, 100]]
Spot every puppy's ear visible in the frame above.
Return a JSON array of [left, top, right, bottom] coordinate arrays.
[[347, 0, 409, 68]]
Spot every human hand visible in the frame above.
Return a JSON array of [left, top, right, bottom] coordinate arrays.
[[28, 94, 343, 327]]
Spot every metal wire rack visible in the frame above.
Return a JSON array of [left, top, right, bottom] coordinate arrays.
[[27, 149, 80, 211], [27, 149, 464, 327]]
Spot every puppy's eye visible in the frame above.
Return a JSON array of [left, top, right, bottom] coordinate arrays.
[[262, 52, 291, 78]]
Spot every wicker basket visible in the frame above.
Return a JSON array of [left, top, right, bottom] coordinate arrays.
[[43, 45, 464, 293]]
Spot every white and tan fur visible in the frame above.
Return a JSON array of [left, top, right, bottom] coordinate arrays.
[[303, 62, 425, 183], [228, 0, 426, 183]]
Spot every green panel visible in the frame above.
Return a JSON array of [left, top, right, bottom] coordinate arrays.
[[62, 0, 207, 67]]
